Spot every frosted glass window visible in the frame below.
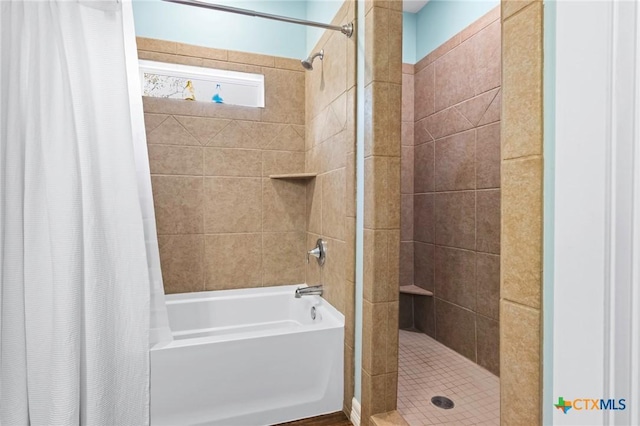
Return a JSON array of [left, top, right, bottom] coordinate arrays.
[[139, 60, 264, 108]]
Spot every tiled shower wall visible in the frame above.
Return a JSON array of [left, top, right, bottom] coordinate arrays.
[[303, 0, 357, 415], [139, 39, 307, 294], [399, 7, 502, 376]]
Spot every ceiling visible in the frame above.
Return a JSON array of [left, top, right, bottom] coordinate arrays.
[[403, 0, 429, 13]]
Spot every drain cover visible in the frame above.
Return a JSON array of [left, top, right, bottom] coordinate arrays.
[[431, 396, 455, 409]]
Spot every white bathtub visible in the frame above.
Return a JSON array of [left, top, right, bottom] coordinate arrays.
[[150, 285, 345, 426]]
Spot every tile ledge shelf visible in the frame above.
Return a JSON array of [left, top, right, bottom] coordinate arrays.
[[400, 285, 434, 297], [268, 173, 317, 180]]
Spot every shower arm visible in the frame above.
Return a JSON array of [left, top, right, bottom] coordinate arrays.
[[162, 0, 354, 38]]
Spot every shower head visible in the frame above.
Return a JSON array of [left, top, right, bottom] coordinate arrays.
[[301, 49, 324, 70]]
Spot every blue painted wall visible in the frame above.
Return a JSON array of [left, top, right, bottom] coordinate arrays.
[[403, 0, 499, 64], [132, 0, 308, 59], [402, 12, 417, 64]]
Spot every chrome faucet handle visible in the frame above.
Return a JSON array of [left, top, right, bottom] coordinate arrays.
[[306, 239, 327, 266]]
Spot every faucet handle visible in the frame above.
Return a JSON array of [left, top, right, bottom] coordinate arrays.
[[306, 239, 327, 266], [307, 247, 321, 263]]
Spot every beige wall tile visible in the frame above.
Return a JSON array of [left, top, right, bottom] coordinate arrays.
[[363, 229, 389, 303], [146, 115, 200, 146], [362, 300, 388, 375], [402, 73, 415, 123], [502, 0, 537, 20], [386, 301, 399, 373], [364, 156, 388, 229], [434, 129, 476, 191], [387, 231, 400, 301], [143, 97, 262, 122], [476, 122, 502, 189], [262, 67, 305, 125], [323, 239, 346, 313], [401, 146, 414, 195], [472, 20, 501, 95], [477, 253, 500, 320], [262, 179, 306, 232], [158, 234, 203, 293], [420, 107, 474, 140], [502, 2, 543, 159], [138, 50, 203, 67], [414, 242, 434, 291], [414, 142, 434, 193], [262, 151, 305, 176], [402, 63, 414, 75], [434, 40, 476, 112], [388, 84, 402, 158], [401, 194, 413, 241], [204, 233, 262, 290], [148, 145, 203, 176], [174, 116, 230, 146], [175, 42, 227, 61], [274, 57, 303, 71], [136, 37, 177, 54], [264, 125, 305, 152], [227, 50, 275, 67], [204, 177, 262, 233], [501, 300, 540, 425], [388, 157, 401, 229], [365, 7, 389, 84], [262, 232, 306, 286], [434, 191, 476, 250], [151, 176, 203, 235], [455, 88, 500, 126], [414, 63, 435, 121], [479, 89, 502, 126], [322, 168, 346, 241], [306, 176, 322, 235], [201, 58, 262, 74], [365, 82, 390, 157], [434, 246, 477, 310], [502, 157, 542, 308], [435, 299, 476, 361], [477, 189, 501, 254], [144, 113, 168, 135], [388, 11, 403, 85], [477, 314, 500, 376], [204, 148, 261, 177], [344, 280, 355, 345], [413, 194, 434, 244]]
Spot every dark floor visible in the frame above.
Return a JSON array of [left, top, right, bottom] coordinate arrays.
[[277, 411, 352, 426]]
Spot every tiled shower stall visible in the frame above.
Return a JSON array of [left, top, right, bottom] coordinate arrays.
[[399, 7, 501, 376]]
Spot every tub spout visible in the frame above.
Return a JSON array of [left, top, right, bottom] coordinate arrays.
[[295, 285, 323, 298]]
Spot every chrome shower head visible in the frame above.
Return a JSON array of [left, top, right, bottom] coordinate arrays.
[[301, 49, 324, 70]]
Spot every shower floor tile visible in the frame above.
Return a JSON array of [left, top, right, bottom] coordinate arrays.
[[397, 330, 499, 426]]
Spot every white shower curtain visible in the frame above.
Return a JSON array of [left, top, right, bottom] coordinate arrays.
[[0, 0, 163, 424]]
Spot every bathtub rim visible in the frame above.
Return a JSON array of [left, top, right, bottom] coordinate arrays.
[[152, 284, 345, 350]]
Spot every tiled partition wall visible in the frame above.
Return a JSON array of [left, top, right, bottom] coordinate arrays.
[[401, 7, 502, 376], [500, 0, 544, 423], [303, 0, 357, 415], [139, 39, 307, 294], [360, 0, 403, 423]]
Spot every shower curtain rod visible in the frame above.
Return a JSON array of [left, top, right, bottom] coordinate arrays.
[[162, 0, 354, 38]]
